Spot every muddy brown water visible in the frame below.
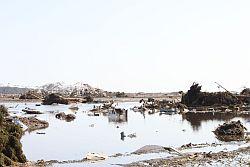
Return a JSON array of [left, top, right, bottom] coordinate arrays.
[[2, 102, 250, 166]]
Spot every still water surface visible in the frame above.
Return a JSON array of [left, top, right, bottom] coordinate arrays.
[[3, 102, 250, 163]]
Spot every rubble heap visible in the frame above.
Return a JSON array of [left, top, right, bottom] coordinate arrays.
[[214, 120, 247, 141]]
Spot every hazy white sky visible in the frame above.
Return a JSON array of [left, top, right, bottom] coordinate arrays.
[[0, 0, 249, 92]]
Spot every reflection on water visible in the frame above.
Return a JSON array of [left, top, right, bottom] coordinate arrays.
[[1, 102, 250, 162], [182, 112, 250, 131]]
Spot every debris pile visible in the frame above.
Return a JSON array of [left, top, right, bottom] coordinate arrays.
[[19, 91, 41, 99], [214, 120, 247, 141], [137, 98, 186, 112], [42, 93, 69, 105], [241, 88, 250, 96], [101, 101, 114, 110], [55, 112, 76, 122], [181, 83, 241, 107]]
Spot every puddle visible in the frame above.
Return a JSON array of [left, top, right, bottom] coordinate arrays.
[[2, 102, 250, 165]]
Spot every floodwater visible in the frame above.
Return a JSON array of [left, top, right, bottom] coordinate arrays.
[[2, 102, 250, 166]]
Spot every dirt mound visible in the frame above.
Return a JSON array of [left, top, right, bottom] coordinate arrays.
[[181, 83, 240, 107], [42, 93, 69, 105], [214, 120, 247, 141]]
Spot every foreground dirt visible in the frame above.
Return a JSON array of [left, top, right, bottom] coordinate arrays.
[[123, 146, 250, 167]]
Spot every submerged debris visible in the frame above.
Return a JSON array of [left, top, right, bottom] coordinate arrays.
[[214, 120, 247, 141], [22, 107, 42, 114], [68, 105, 79, 110], [42, 93, 69, 105], [55, 112, 76, 122]]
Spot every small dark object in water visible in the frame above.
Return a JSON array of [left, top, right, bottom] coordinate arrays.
[[93, 112, 100, 116], [36, 132, 46, 135], [120, 132, 126, 140], [214, 120, 247, 141]]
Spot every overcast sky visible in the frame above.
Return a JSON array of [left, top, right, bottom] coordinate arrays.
[[0, 0, 249, 92]]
